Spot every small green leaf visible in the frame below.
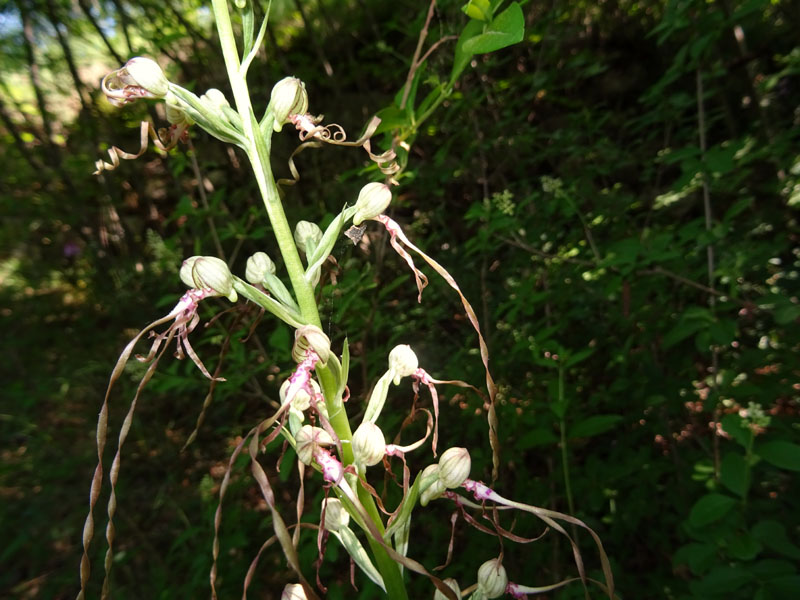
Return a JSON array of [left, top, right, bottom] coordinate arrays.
[[757, 440, 800, 471], [462, 0, 492, 21], [461, 3, 524, 55], [720, 452, 748, 497], [688, 493, 738, 528], [569, 415, 623, 439]]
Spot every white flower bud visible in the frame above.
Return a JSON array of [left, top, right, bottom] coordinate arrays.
[[279, 378, 320, 412], [270, 76, 309, 132], [281, 583, 307, 600], [293, 220, 323, 256], [353, 182, 392, 225], [388, 345, 418, 385], [295, 425, 333, 465], [124, 57, 169, 97], [437, 447, 471, 489], [477, 559, 508, 599], [352, 422, 386, 467], [179, 256, 237, 302], [245, 251, 276, 284], [292, 325, 331, 365], [321, 497, 350, 532], [434, 578, 462, 600]]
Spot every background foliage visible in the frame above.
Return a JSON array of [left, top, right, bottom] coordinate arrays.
[[1, 0, 799, 598]]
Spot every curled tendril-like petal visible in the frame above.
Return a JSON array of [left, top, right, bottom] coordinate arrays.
[[278, 115, 398, 189], [373, 214, 500, 481], [94, 120, 189, 175]]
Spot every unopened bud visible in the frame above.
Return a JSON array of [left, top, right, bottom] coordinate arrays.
[[179, 256, 237, 302], [270, 77, 309, 132], [353, 182, 392, 225], [438, 447, 471, 489], [281, 583, 307, 600], [321, 497, 350, 532], [388, 345, 418, 385], [124, 57, 169, 97], [101, 57, 170, 107], [293, 220, 323, 256], [419, 464, 445, 506], [434, 578, 462, 600], [477, 558, 508, 599], [292, 325, 331, 365], [295, 425, 333, 465], [245, 251, 276, 283], [352, 422, 386, 467]]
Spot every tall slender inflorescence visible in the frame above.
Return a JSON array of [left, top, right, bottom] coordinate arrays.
[[79, 2, 612, 600]]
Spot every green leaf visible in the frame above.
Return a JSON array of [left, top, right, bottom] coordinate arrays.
[[462, 3, 524, 55], [752, 521, 800, 560], [689, 493, 738, 528], [568, 415, 623, 439], [720, 414, 752, 447], [462, 0, 492, 21], [726, 530, 762, 561], [517, 427, 559, 449], [720, 452, 748, 497], [757, 441, 800, 471], [673, 542, 718, 575], [690, 565, 754, 595]]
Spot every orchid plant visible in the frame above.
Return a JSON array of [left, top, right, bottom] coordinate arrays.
[[77, 1, 614, 599]]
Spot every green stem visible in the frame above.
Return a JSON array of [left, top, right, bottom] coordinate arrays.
[[558, 364, 576, 517]]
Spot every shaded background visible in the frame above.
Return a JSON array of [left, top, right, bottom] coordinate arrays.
[[1, 0, 799, 598]]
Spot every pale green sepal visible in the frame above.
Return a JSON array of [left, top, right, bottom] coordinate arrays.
[[338, 338, 350, 399], [304, 206, 358, 285], [362, 370, 392, 424], [334, 527, 386, 592], [167, 85, 246, 148], [232, 278, 305, 328], [263, 272, 300, 312]]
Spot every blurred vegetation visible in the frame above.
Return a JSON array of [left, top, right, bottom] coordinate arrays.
[[1, 0, 799, 598]]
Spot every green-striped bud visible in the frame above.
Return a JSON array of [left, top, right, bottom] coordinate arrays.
[[179, 256, 237, 302], [321, 497, 350, 532], [270, 77, 308, 132], [352, 422, 386, 467], [388, 344, 418, 385], [353, 182, 392, 225], [438, 447, 471, 489], [477, 559, 508, 599], [124, 57, 169, 97], [245, 251, 276, 284], [294, 220, 323, 257]]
